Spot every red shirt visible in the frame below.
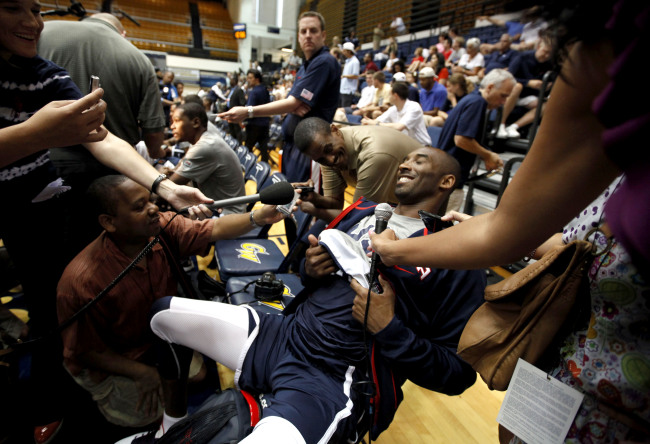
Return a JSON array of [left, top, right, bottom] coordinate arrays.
[[57, 212, 215, 378]]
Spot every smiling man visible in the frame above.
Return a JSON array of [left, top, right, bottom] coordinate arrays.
[[57, 175, 286, 431], [218, 11, 340, 183], [167, 103, 245, 215], [293, 116, 422, 219], [140, 146, 485, 443]]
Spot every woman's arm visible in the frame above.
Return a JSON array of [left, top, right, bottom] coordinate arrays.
[[371, 40, 620, 269]]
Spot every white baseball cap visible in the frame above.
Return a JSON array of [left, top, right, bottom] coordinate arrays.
[[342, 42, 356, 54]]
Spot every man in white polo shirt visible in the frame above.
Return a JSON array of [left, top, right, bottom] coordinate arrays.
[[361, 81, 432, 146], [339, 42, 360, 108]]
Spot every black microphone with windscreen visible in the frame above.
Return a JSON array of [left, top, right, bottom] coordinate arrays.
[[178, 181, 295, 215], [368, 203, 394, 287]]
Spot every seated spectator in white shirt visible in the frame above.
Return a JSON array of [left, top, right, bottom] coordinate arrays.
[[338, 70, 377, 115], [361, 82, 432, 146], [453, 38, 484, 79]]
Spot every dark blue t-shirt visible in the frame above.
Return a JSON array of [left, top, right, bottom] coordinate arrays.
[[438, 90, 487, 185], [281, 46, 341, 143], [246, 84, 270, 127], [484, 49, 517, 74], [0, 55, 82, 207]]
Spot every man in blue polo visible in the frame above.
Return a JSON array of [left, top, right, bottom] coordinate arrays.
[[418, 67, 447, 126], [438, 68, 514, 211], [219, 11, 340, 184]]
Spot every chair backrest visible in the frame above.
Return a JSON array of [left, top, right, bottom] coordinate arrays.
[[245, 161, 271, 189], [240, 151, 257, 176], [235, 145, 248, 161], [427, 126, 442, 147]]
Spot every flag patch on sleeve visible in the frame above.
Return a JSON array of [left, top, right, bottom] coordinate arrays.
[[300, 89, 314, 101]]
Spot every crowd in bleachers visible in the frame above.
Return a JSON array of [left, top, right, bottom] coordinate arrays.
[[1, 1, 649, 444]]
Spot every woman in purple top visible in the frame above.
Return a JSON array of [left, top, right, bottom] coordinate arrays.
[[369, 1, 650, 441]]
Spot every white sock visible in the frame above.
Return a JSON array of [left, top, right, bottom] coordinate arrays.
[[508, 123, 519, 130], [162, 411, 187, 434]]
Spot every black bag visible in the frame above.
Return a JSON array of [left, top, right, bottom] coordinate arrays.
[[158, 388, 260, 444]]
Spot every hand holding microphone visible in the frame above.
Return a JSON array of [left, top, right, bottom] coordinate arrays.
[[368, 203, 394, 287], [178, 181, 297, 216]]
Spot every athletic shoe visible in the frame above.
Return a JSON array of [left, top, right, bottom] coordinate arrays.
[[115, 425, 163, 444], [505, 124, 520, 138], [496, 124, 509, 139]]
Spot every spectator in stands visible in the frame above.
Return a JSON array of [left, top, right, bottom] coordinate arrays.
[[331, 35, 341, 49], [292, 117, 422, 214], [418, 67, 448, 126], [362, 52, 379, 73], [121, 147, 484, 444], [243, 69, 272, 163], [392, 71, 420, 103], [174, 81, 184, 103], [392, 59, 406, 75], [383, 49, 400, 72], [160, 71, 179, 127], [226, 72, 246, 143], [429, 73, 474, 127], [58, 175, 286, 433], [477, 15, 525, 49], [439, 34, 453, 60], [288, 49, 302, 71], [390, 15, 406, 35], [344, 28, 360, 52], [219, 11, 340, 184], [339, 42, 360, 108], [361, 82, 432, 146], [480, 34, 516, 78], [0, 4, 212, 441], [437, 69, 514, 210], [448, 36, 466, 65], [340, 70, 376, 116], [373, 23, 384, 51], [407, 47, 425, 73], [167, 103, 246, 215], [512, 6, 548, 51], [452, 37, 484, 80], [496, 40, 552, 139], [39, 13, 167, 162], [354, 70, 392, 118]]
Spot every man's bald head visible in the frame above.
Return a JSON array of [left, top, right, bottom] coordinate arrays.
[[90, 13, 126, 37]]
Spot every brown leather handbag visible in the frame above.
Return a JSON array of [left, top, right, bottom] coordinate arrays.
[[457, 240, 595, 391]]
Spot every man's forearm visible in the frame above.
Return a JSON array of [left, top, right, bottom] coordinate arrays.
[[79, 348, 152, 379], [251, 96, 302, 117], [143, 131, 166, 159], [454, 135, 491, 158]]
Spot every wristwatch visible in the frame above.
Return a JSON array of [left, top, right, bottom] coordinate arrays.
[[151, 174, 167, 194], [247, 106, 254, 119]]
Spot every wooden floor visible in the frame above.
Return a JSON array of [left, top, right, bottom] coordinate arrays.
[[372, 378, 505, 443]]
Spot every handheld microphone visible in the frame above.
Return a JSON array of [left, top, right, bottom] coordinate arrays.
[[179, 181, 295, 215], [368, 203, 393, 286]]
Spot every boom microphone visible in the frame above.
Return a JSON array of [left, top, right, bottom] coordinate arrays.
[[179, 181, 296, 215]]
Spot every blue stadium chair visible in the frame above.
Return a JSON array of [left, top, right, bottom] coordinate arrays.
[[427, 126, 442, 147], [244, 162, 271, 207], [240, 151, 257, 176], [346, 114, 362, 125], [214, 208, 311, 282], [235, 145, 248, 161], [224, 134, 239, 150]]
